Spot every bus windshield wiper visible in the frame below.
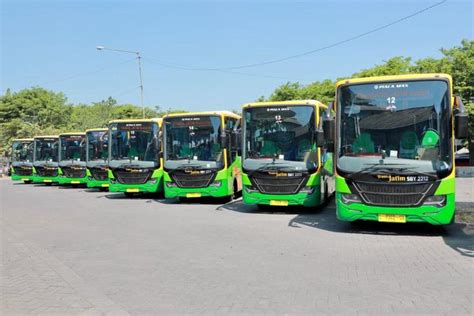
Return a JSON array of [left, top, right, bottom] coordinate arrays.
[[248, 162, 289, 176], [349, 163, 404, 178]]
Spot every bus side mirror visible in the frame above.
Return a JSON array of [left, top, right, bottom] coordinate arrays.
[[231, 129, 241, 150], [454, 96, 469, 139], [455, 113, 469, 139], [220, 133, 228, 148], [315, 129, 324, 147], [323, 115, 335, 153]]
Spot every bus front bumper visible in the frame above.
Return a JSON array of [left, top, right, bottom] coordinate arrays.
[[242, 185, 321, 207], [58, 176, 88, 185], [86, 177, 109, 189], [336, 193, 455, 225], [32, 175, 59, 184], [11, 174, 34, 182], [109, 177, 163, 193], [164, 179, 230, 199]]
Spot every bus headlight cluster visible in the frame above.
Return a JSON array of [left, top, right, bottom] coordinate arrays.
[[166, 181, 177, 188], [210, 181, 221, 187], [341, 193, 361, 204], [423, 195, 446, 207], [299, 186, 314, 194], [244, 185, 258, 193]]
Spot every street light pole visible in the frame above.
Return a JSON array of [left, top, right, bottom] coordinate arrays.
[[96, 46, 145, 118]]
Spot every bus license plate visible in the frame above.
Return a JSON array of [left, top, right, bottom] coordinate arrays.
[[186, 193, 201, 198], [378, 214, 406, 223], [71, 180, 80, 184], [126, 188, 139, 193], [101, 184, 109, 187], [43, 179, 52, 183], [270, 200, 288, 206]]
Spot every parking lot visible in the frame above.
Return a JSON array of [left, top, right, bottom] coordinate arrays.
[[1, 178, 473, 315]]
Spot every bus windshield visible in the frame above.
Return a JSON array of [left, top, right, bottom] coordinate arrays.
[[110, 122, 160, 168], [35, 138, 59, 162], [12, 141, 33, 162], [243, 105, 318, 172], [60, 135, 86, 162], [164, 116, 223, 169], [337, 80, 452, 177], [87, 131, 108, 162]]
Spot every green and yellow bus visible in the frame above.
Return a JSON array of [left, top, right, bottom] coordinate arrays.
[[58, 132, 88, 185], [32, 135, 60, 184], [10, 138, 34, 183], [331, 73, 469, 225], [163, 111, 242, 201], [241, 100, 334, 208], [108, 118, 163, 196], [86, 128, 109, 189]]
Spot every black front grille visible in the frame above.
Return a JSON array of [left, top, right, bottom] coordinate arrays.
[[171, 171, 215, 188], [90, 168, 108, 181], [356, 182, 431, 194], [62, 167, 86, 178], [14, 168, 32, 176], [250, 174, 307, 194], [353, 181, 432, 207], [114, 170, 152, 184], [36, 166, 58, 177]]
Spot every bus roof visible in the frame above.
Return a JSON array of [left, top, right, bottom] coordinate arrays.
[[12, 138, 34, 142], [242, 100, 327, 109], [163, 111, 240, 119], [85, 128, 108, 133], [34, 135, 59, 139], [59, 132, 86, 136], [336, 73, 453, 88], [108, 118, 163, 125]]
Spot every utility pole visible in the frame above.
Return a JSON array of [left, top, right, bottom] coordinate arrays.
[[96, 46, 145, 118]]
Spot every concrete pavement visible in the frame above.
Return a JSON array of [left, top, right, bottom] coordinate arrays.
[[1, 178, 473, 315]]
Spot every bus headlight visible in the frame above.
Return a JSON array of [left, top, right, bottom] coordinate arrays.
[[166, 181, 177, 188], [424, 195, 446, 207], [299, 186, 314, 194], [210, 181, 221, 187], [341, 193, 361, 204], [244, 185, 258, 193]]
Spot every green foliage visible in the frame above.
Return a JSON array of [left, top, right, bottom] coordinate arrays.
[[0, 89, 183, 155]]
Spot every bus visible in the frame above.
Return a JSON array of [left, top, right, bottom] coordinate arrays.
[[10, 138, 34, 183], [162, 111, 242, 201], [32, 135, 60, 184], [86, 128, 109, 189], [330, 73, 469, 225], [58, 132, 87, 185], [108, 118, 163, 196], [241, 100, 334, 208]]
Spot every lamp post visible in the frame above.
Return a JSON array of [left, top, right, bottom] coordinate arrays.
[[96, 46, 145, 118]]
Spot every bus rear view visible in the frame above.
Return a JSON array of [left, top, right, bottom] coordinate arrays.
[[333, 74, 469, 225], [10, 138, 34, 183]]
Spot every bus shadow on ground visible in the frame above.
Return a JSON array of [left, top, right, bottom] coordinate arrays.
[[218, 198, 473, 258], [287, 202, 474, 258]]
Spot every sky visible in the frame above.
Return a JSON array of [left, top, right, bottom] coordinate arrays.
[[1, 0, 473, 112]]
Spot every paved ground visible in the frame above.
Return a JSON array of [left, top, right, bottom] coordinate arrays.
[[1, 178, 473, 315]]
